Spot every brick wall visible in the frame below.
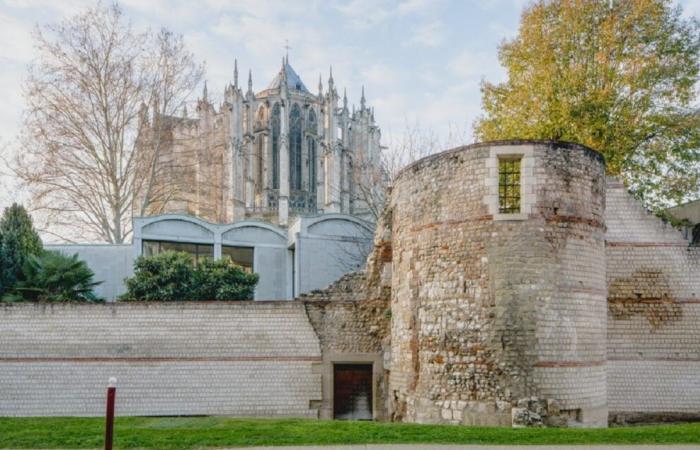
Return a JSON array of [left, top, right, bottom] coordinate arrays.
[[0, 302, 321, 417], [605, 179, 700, 422]]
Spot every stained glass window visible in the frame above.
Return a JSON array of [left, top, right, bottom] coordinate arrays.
[[290, 104, 303, 190], [271, 103, 281, 189]]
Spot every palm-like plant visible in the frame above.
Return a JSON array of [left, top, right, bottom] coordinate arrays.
[[4, 251, 102, 302]]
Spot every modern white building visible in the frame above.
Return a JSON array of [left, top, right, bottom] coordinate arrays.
[[48, 213, 373, 301]]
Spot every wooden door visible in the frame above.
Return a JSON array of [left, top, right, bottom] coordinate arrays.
[[333, 364, 373, 420]]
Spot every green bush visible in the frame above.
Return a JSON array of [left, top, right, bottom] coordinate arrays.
[[0, 204, 43, 296], [3, 251, 102, 302], [193, 258, 259, 301], [121, 252, 193, 301], [120, 251, 259, 301]]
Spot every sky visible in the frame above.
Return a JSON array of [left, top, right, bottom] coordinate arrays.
[[1, 0, 700, 207]]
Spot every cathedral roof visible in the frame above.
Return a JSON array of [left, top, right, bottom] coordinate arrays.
[[266, 60, 311, 94]]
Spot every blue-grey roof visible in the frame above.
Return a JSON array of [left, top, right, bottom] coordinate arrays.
[[266, 61, 310, 94]]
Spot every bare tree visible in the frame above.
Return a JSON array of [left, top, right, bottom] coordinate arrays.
[[14, 4, 203, 243], [134, 29, 204, 218], [334, 121, 470, 271], [355, 120, 470, 222]]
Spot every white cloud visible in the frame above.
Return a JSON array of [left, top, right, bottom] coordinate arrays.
[[448, 47, 504, 83], [406, 19, 445, 47], [333, 0, 392, 29], [360, 62, 400, 86], [397, 0, 439, 15], [679, 0, 700, 17], [0, 12, 33, 142]]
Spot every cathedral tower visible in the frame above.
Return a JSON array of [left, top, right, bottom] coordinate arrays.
[[140, 57, 384, 226]]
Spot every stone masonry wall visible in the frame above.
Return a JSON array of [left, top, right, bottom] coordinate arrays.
[[0, 302, 321, 417], [300, 206, 393, 420], [388, 141, 608, 427], [302, 272, 388, 355], [605, 178, 700, 422]]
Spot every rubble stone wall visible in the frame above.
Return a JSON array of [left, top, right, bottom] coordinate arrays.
[[301, 207, 393, 420], [388, 141, 608, 427], [605, 179, 700, 423]]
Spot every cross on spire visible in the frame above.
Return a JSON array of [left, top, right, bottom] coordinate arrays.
[[284, 39, 291, 63]]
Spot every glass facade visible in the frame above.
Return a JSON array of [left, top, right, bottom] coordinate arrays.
[[142, 240, 214, 265], [222, 246, 254, 273]]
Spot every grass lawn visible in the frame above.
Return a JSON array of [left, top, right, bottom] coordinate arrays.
[[0, 417, 699, 449]]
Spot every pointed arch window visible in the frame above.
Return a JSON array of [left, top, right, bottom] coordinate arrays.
[[307, 110, 317, 193], [290, 104, 303, 191], [271, 103, 281, 189], [307, 110, 317, 134], [254, 135, 264, 194], [255, 105, 266, 131]]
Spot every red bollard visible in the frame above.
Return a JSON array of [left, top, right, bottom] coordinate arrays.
[[105, 377, 117, 450]]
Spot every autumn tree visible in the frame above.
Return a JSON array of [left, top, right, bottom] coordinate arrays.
[[474, 0, 700, 209], [16, 3, 203, 243]]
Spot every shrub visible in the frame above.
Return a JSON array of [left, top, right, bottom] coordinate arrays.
[[4, 251, 102, 302], [193, 258, 259, 301], [121, 252, 194, 301], [120, 251, 259, 301], [0, 204, 43, 296]]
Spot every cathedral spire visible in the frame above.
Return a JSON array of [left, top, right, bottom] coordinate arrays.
[[182, 103, 188, 118], [202, 81, 208, 101], [248, 69, 253, 93], [327, 66, 335, 99], [318, 73, 323, 97], [233, 59, 238, 88], [343, 88, 348, 110], [361, 85, 366, 110]]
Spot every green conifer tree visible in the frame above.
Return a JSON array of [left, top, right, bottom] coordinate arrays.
[[0, 204, 43, 295]]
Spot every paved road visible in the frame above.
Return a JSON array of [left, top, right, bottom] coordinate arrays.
[[223, 446, 700, 450]]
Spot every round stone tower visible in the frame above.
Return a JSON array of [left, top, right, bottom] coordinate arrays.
[[387, 141, 607, 427]]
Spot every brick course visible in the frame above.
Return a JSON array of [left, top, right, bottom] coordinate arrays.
[[605, 180, 700, 423], [0, 302, 322, 417], [387, 142, 608, 427]]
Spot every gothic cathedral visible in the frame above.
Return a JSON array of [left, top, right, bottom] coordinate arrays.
[[138, 57, 384, 226]]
